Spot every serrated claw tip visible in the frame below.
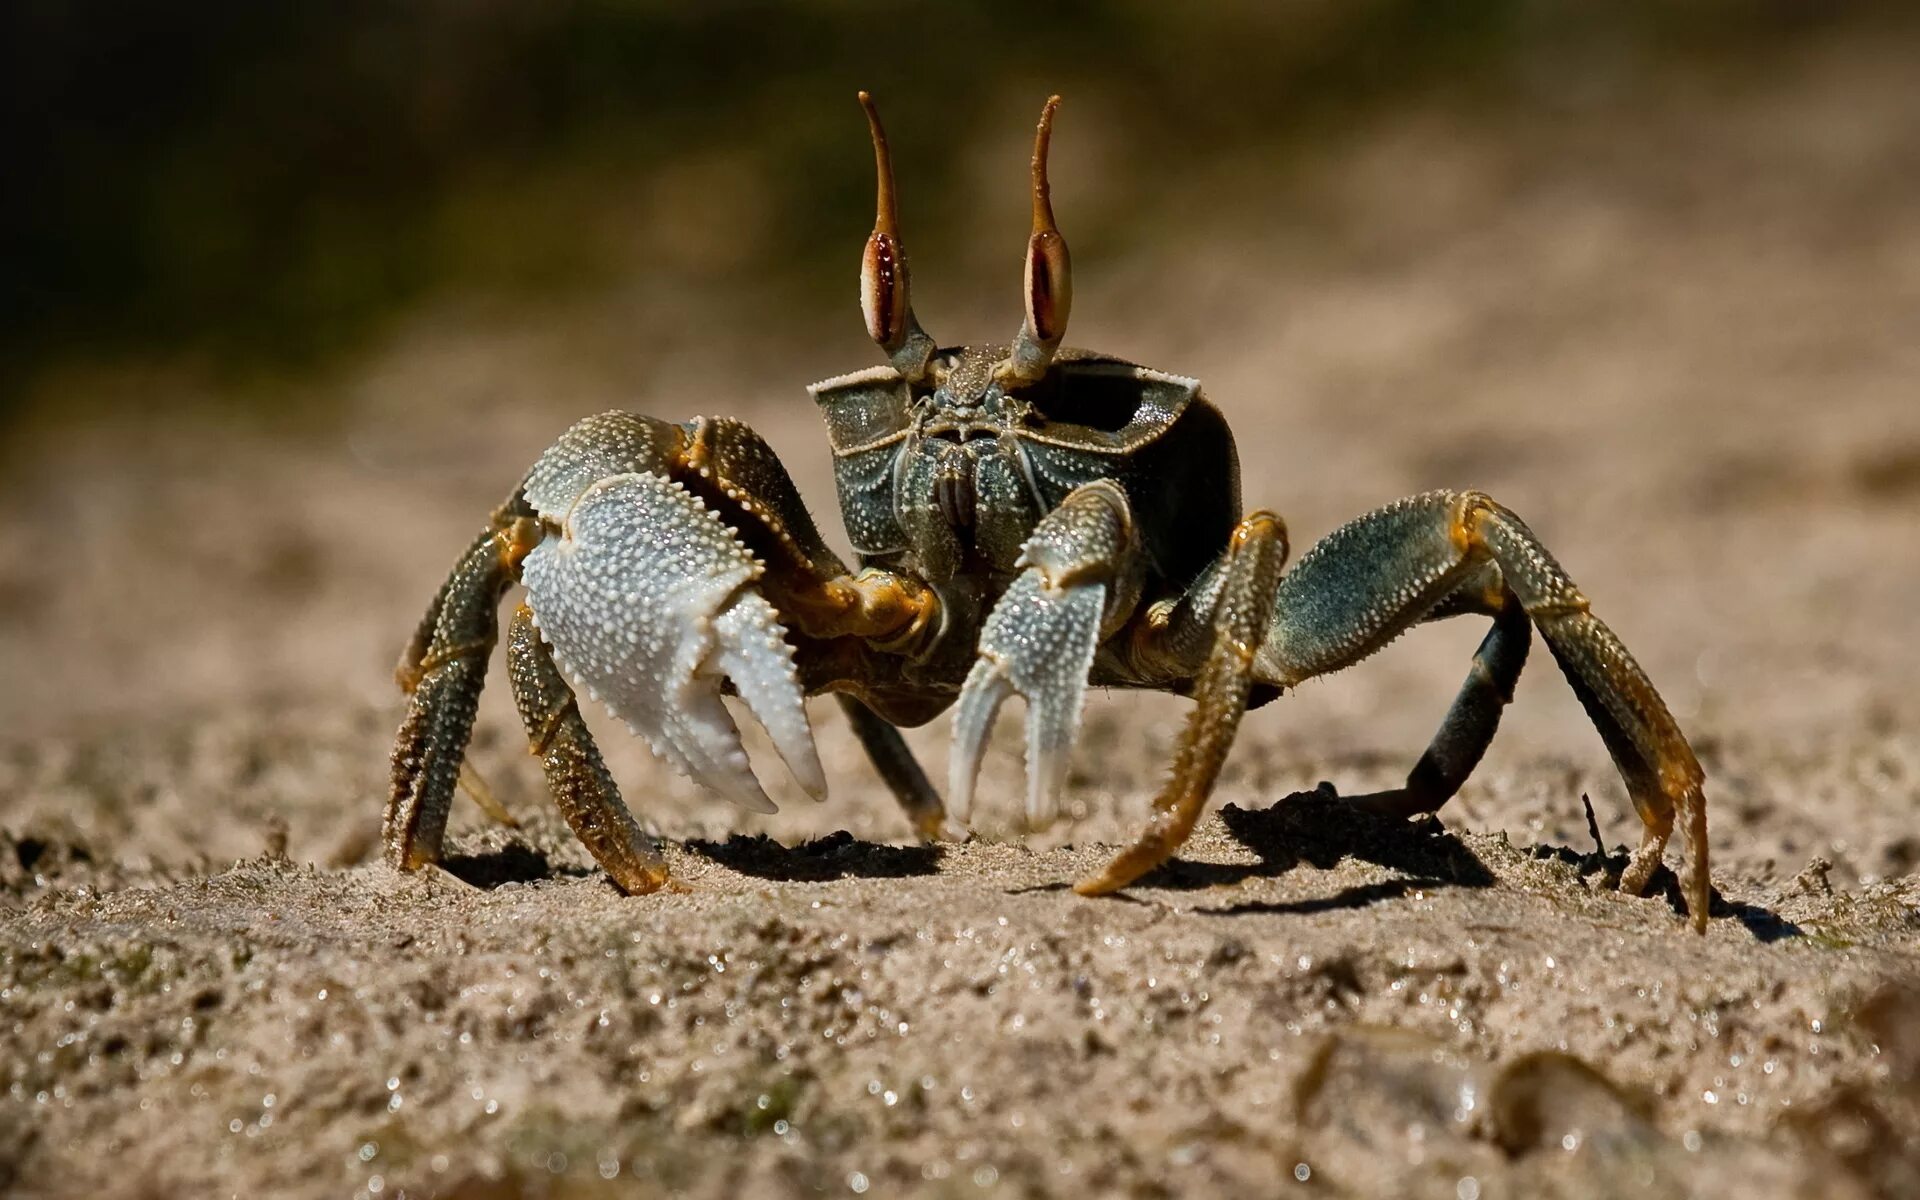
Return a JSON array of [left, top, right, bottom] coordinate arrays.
[[949, 570, 1104, 831], [949, 658, 1015, 827]]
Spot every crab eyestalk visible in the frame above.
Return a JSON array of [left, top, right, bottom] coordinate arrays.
[[1002, 95, 1072, 387], [858, 91, 937, 384]]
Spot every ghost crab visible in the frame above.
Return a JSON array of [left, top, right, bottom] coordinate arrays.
[[387, 94, 1710, 929]]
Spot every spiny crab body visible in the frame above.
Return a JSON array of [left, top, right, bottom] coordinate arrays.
[[388, 94, 1710, 929]]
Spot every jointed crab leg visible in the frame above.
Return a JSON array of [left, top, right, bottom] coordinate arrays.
[[1255, 490, 1709, 929], [837, 695, 946, 840], [386, 504, 536, 871], [1343, 586, 1531, 820], [1074, 511, 1288, 895], [393, 530, 486, 694], [506, 603, 670, 893], [395, 524, 525, 829]]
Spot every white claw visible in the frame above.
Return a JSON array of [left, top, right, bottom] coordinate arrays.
[[713, 597, 828, 802], [948, 658, 1015, 828], [949, 570, 1104, 833], [521, 471, 822, 814], [657, 664, 779, 814]]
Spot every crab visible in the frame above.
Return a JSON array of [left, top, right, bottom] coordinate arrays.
[[387, 93, 1710, 930]]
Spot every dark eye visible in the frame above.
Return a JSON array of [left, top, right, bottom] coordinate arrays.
[[1026, 370, 1147, 433]]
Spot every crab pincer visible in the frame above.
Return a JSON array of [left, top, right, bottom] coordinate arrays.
[[948, 569, 1107, 832], [949, 480, 1141, 833], [520, 470, 827, 813]]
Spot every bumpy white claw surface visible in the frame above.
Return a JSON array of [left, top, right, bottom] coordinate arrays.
[[521, 471, 825, 812], [948, 570, 1105, 831]]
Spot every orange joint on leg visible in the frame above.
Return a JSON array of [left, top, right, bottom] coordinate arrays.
[[531, 699, 576, 757], [785, 570, 941, 651], [1449, 491, 1496, 557], [1234, 510, 1289, 556], [498, 516, 544, 575], [415, 638, 494, 676]]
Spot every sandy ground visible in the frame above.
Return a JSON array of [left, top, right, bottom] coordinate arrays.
[[4, 25, 1920, 1200]]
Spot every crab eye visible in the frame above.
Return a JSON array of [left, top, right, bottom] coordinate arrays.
[[1024, 227, 1071, 348], [861, 230, 909, 350], [855, 91, 936, 381], [1002, 95, 1072, 385]]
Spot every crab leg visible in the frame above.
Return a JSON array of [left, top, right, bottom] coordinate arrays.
[[837, 695, 946, 840], [393, 527, 492, 694], [1342, 587, 1531, 820], [505, 603, 670, 893], [386, 508, 535, 871], [1074, 511, 1288, 895], [1255, 490, 1709, 930]]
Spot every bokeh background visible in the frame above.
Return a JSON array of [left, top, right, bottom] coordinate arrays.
[[2, 0, 1916, 873]]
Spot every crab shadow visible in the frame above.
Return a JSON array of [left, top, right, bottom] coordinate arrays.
[[687, 829, 943, 882], [440, 843, 598, 889], [1524, 841, 1804, 943], [1152, 791, 1498, 895], [1007, 791, 1494, 914]]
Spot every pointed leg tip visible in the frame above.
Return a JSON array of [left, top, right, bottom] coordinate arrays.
[[1073, 855, 1143, 896], [945, 754, 988, 831], [1687, 875, 1712, 934], [607, 865, 675, 896], [392, 835, 432, 873], [1617, 863, 1655, 898], [1071, 874, 1119, 897], [425, 863, 479, 890]]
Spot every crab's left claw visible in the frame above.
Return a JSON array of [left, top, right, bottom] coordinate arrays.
[[949, 481, 1140, 831], [521, 471, 826, 813]]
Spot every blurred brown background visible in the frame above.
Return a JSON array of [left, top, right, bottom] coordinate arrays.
[[1, 0, 1916, 873]]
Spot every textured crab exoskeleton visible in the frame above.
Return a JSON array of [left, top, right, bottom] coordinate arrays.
[[519, 460, 824, 814], [387, 93, 1711, 929]]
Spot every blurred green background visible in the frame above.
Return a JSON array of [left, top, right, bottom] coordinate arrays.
[[6, 0, 1903, 412]]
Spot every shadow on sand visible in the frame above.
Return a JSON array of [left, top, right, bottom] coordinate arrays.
[[440, 844, 597, 889], [1092, 790, 1494, 889], [1009, 789, 1493, 915], [1525, 839, 1803, 943], [687, 830, 943, 883], [1057, 788, 1802, 938]]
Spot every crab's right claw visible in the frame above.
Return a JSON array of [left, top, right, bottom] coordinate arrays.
[[520, 471, 826, 813], [948, 568, 1106, 833]]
